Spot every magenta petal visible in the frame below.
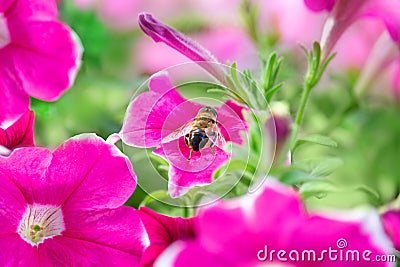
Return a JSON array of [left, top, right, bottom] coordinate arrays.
[[216, 101, 248, 144], [0, 0, 14, 13], [62, 206, 148, 257], [121, 72, 201, 147], [154, 139, 229, 198], [139, 207, 196, 244], [0, 110, 34, 150], [304, 0, 336, 12], [42, 236, 142, 267], [0, 66, 30, 128], [0, 147, 53, 204], [5, 20, 81, 101], [48, 134, 136, 210], [121, 91, 170, 147], [0, 169, 27, 235], [382, 210, 400, 250], [138, 207, 196, 267], [5, 0, 57, 20], [0, 234, 38, 267], [223, 100, 246, 121], [148, 70, 175, 94], [138, 13, 226, 82], [169, 241, 232, 267]]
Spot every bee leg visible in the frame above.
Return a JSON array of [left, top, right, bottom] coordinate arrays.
[[187, 149, 193, 161], [210, 145, 216, 156]]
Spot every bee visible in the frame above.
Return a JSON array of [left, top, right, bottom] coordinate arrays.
[[162, 107, 226, 160]]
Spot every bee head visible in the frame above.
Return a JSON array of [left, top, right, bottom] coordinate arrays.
[[197, 107, 218, 120]]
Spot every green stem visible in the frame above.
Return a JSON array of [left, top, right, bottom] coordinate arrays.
[[182, 192, 197, 218], [290, 82, 312, 150]]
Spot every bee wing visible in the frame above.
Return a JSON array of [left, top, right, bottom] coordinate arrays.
[[215, 128, 227, 149], [205, 125, 226, 149], [162, 121, 194, 143]]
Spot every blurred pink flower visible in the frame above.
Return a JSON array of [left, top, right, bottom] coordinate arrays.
[[256, 1, 382, 72], [0, 110, 34, 156], [121, 71, 247, 198], [304, 0, 336, 11], [304, 0, 400, 60], [259, 0, 326, 48], [157, 180, 393, 266], [135, 25, 257, 77], [72, 0, 190, 31], [72, 0, 242, 31], [331, 19, 384, 70], [0, 134, 148, 266], [138, 13, 227, 83], [138, 207, 196, 267], [72, 0, 141, 31], [382, 210, 400, 251], [351, 31, 400, 98], [0, 0, 82, 128]]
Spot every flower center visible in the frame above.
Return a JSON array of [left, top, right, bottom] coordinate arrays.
[[0, 13, 10, 49], [18, 204, 65, 246]]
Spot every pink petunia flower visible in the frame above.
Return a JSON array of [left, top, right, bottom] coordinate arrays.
[[303, 0, 400, 61], [0, 0, 82, 128], [157, 179, 394, 267], [0, 110, 34, 156], [138, 207, 196, 267], [121, 71, 247, 198], [0, 134, 148, 266], [381, 210, 400, 251]]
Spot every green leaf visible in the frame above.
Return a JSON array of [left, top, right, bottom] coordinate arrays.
[[312, 42, 321, 72], [280, 170, 319, 185], [310, 157, 343, 177], [354, 185, 381, 206], [316, 52, 336, 84], [299, 180, 338, 199], [261, 52, 284, 103], [265, 83, 283, 102], [293, 134, 338, 153], [139, 190, 170, 207], [215, 159, 256, 175], [176, 81, 227, 104]]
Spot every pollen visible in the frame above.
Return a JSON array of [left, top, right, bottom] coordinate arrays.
[[18, 204, 65, 246]]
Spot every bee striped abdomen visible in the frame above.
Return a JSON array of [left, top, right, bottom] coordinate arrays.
[[190, 129, 209, 151]]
